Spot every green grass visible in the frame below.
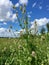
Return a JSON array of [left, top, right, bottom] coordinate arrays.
[[0, 34, 49, 65]]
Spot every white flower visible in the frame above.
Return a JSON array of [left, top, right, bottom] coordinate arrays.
[[31, 51, 36, 57], [41, 36, 45, 40]]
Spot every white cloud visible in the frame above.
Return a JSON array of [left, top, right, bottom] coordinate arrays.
[[31, 18, 49, 29], [6, 12, 12, 19], [35, 18, 49, 26], [27, 11, 32, 14], [0, 0, 28, 22], [15, 3, 19, 7], [0, 28, 20, 37], [0, 22, 7, 26], [3, 22, 7, 25], [19, 0, 28, 5], [11, 14, 17, 22], [0, 0, 13, 22], [32, 2, 36, 8], [27, 11, 32, 18], [39, 6, 42, 10], [28, 15, 31, 18], [32, 2, 43, 10], [0, 0, 17, 22], [31, 18, 49, 34], [0, 28, 6, 32]]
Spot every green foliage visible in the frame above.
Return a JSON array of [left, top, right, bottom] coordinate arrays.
[[46, 23, 49, 32], [0, 34, 49, 65], [0, 2, 49, 65], [40, 27, 45, 34]]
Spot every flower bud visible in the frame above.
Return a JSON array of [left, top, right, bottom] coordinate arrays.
[[13, 5, 16, 9], [41, 36, 45, 40], [20, 6, 23, 11], [31, 51, 36, 57], [16, 11, 18, 17]]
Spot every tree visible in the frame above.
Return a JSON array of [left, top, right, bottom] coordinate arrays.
[[46, 23, 49, 32], [40, 27, 45, 34]]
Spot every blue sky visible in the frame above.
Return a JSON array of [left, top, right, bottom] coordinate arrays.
[[0, 0, 49, 37], [11, 0, 49, 20]]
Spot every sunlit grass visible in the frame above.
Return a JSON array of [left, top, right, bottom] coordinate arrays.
[[0, 34, 49, 65]]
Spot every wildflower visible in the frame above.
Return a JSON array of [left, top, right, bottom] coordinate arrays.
[[4, 47, 7, 51], [41, 36, 45, 40], [31, 51, 36, 57], [20, 30, 23, 36], [18, 45, 22, 49]]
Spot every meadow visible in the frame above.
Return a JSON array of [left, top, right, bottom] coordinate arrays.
[[0, 0, 49, 65], [0, 34, 49, 65]]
